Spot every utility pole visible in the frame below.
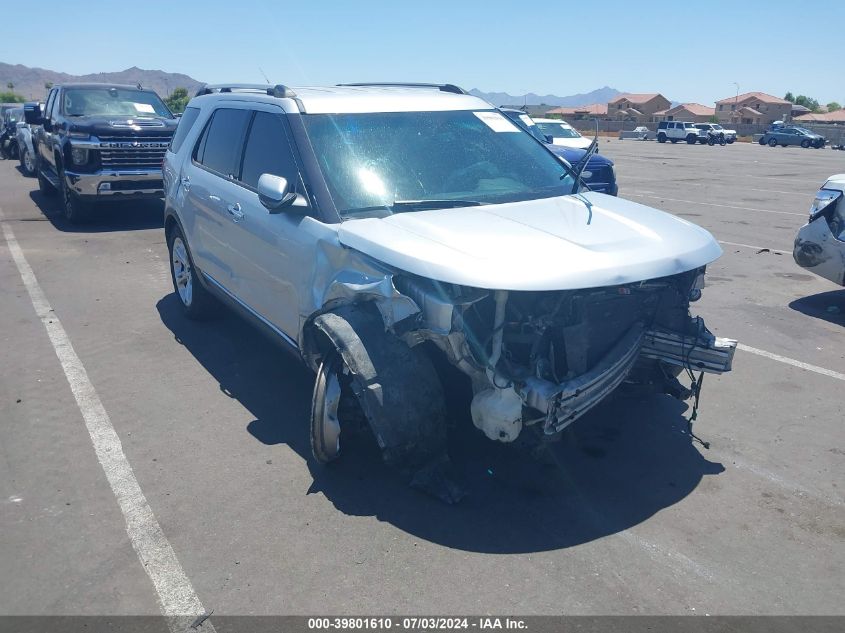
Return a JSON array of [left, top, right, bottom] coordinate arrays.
[[733, 82, 739, 123]]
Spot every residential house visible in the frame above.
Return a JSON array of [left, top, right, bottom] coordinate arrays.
[[607, 93, 671, 122], [714, 92, 792, 125], [794, 110, 845, 124], [652, 103, 715, 123], [544, 103, 608, 120]]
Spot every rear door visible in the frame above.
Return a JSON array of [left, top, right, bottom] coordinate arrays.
[[180, 106, 251, 290]]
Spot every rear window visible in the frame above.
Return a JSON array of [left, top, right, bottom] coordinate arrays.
[[169, 107, 201, 154], [193, 108, 250, 177]]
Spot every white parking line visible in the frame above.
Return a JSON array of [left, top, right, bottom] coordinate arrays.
[[627, 192, 805, 217], [718, 240, 791, 255], [0, 208, 213, 632], [737, 343, 845, 381]]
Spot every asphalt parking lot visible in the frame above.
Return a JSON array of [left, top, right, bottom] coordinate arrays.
[[1, 140, 843, 618]]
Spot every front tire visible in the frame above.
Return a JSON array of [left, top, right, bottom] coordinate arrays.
[[20, 148, 36, 176], [311, 354, 347, 464], [657, 133, 667, 143], [59, 167, 90, 224], [768, 138, 778, 147], [167, 225, 217, 319], [686, 135, 697, 144], [801, 139, 810, 148]]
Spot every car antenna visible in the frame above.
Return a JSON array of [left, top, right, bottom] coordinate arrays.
[[258, 67, 271, 84]]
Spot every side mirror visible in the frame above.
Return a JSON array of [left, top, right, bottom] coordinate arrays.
[[544, 135, 554, 143], [258, 173, 297, 213], [24, 104, 44, 126]]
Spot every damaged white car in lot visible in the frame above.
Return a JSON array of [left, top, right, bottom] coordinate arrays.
[[794, 174, 845, 285], [163, 82, 736, 500]]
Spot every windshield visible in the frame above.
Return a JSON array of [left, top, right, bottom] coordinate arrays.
[[711, 124, 723, 130], [535, 121, 581, 139], [62, 88, 172, 118], [501, 110, 548, 143], [302, 110, 576, 218]]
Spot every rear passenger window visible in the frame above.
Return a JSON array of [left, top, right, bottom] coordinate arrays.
[[239, 112, 298, 190], [194, 108, 250, 177], [170, 107, 201, 154]]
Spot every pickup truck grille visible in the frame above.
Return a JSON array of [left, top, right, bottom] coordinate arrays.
[[97, 134, 172, 170]]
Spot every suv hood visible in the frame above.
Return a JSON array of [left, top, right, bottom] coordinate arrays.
[[66, 115, 178, 135], [338, 192, 722, 291]]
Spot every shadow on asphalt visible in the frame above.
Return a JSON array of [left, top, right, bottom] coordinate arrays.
[[28, 190, 164, 232], [157, 292, 724, 554], [789, 289, 845, 327]]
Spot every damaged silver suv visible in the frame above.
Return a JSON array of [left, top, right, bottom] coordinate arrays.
[[163, 82, 736, 493]]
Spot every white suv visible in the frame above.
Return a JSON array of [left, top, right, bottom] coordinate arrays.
[[656, 121, 700, 144], [162, 82, 735, 499]]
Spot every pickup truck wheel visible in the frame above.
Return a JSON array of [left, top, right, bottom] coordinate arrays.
[[801, 139, 810, 148], [167, 226, 217, 319], [59, 170, 90, 224], [686, 135, 697, 144], [657, 133, 666, 143], [20, 148, 36, 176], [768, 138, 778, 147]]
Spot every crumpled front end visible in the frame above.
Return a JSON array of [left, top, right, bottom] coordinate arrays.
[[396, 268, 736, 442]]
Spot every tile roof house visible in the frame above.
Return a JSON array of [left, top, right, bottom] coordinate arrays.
[[544, 103, 608, 119], [653, 103, 716, 123], [794, 109, 845, 123], [715, 92, 792, 125], [607, 93, 671, 122]]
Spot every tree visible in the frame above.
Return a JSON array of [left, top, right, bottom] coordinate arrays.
[[0, 91, 25, 103], [784, 92, 795, 103], [708, 115, 721, 123], [827, 102, 841, 112], [164, 87, 190, 114], [45, 82, 53, 90], [6, 82, 14, 91], [793, 95, 821, 112]]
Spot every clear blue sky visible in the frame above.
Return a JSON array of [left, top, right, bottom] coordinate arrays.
[[2, 0, 842, 105]]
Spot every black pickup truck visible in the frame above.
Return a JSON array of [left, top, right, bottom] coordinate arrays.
[[26, 83, 178, 222]]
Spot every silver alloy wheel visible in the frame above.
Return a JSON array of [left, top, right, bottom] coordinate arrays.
[[312, 358, 343, 462], [319, 366, 343, 458], [23, 149, 35, 174], [171, 237, 193, 307]]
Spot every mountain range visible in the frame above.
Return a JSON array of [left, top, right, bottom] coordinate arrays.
[[1, 63, 623, 109], [0, 63, 204, 100]]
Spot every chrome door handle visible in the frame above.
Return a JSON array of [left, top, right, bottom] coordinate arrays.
[[180, 176, 191, 191], [227, 202, 244, 221]]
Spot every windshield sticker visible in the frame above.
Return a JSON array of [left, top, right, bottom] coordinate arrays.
[[134, 103, 155, 114], [518, 114, 533, 128], [473, 111, 519, 132]]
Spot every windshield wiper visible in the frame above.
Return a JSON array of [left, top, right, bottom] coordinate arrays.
[[347, 199, 485, 215], [566, 118, 600, 194]]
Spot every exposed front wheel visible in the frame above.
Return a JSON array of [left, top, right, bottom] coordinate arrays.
[[167, 225, 217, 319], [311, 354, 349, 464], [801, 139, 810, 148], [768, 138, 778, 147]]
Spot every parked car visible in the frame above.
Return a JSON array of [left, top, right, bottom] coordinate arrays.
[[16, 102, 41, 176], [162, 82, 735, 497], [531, 118, 592, 149], [26, 83, 178, 222], [1, 106, 23, 159], [656, 121, 699, 144], [793, 174, 845, 286], [500, 108, 618, 195], [759, 126, 825, 148], [694, 123, 736, 144]]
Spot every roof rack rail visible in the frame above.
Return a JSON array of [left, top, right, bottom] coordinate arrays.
[[337, 82, 469, 95], [195, 84, 297, 98]]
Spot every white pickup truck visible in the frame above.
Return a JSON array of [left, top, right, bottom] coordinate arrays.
[[695, 123, 737, 144]]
